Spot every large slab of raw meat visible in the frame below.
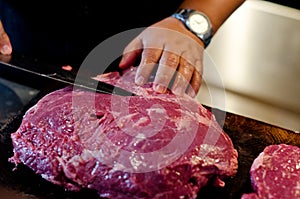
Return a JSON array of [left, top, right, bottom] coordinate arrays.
[[9, 67, 238, 199]]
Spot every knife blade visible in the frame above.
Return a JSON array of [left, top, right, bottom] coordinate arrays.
[[0, 53, 136, 96]]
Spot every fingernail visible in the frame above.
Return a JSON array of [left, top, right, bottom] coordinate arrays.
[[153, 84, 167, 93], [119, 56, 125, 65], [187, 88, 196, 98], [135, 76, 145, 85], [1, 45, 12, 55]]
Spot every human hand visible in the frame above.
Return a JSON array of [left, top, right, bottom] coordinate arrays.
[[0, 20, 12, 55], [119, 17, 205, 97]]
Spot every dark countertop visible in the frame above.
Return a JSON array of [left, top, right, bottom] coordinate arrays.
[[0, 77, 38, 127]]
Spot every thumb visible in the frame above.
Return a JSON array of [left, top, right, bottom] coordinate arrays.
[[0, 20, 12, 55]]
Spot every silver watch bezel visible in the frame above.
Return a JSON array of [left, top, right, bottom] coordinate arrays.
[[172, 9, 213, 48]]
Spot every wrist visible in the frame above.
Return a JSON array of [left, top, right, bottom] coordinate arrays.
[[179, 0, 245, 34]]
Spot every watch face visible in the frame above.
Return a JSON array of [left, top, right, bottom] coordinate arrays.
[[188, 13, 209, 34]]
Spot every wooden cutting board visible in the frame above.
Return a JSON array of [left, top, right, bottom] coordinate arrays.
[[198, 107, 300, 199]]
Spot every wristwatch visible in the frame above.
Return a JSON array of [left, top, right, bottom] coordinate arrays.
[[171, 9, 213, 48]]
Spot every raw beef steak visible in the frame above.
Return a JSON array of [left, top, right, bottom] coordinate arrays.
[[241, 144, 300, 199], [9, 67, 238, 199]]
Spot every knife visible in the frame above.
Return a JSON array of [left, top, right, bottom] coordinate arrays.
[[0, 53, 136, 96]]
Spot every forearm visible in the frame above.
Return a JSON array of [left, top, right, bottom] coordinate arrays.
[[179, 0, 245, 34]]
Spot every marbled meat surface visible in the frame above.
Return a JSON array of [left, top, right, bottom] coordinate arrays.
[[9, 67, 238, 199], [241, 144, 300, 199]]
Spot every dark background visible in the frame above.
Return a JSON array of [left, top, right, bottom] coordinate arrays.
[[0, 0, 298, 67], [267, 0, 299, 8]]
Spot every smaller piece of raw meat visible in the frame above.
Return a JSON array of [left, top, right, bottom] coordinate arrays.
[[241, 144, 300, 199]]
